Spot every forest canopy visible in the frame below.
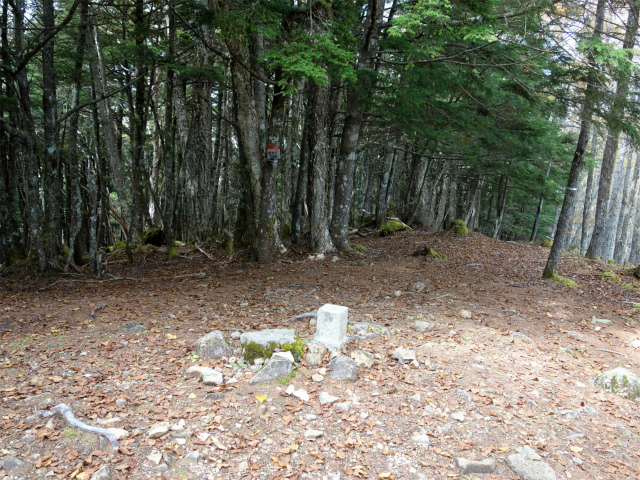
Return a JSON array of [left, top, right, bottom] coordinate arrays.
[[1, 0, 640, 274]]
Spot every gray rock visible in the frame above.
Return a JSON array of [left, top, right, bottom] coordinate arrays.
[[412, 282, 427, 292], [249, 356, 293, 384], [349, 322, 372, 335], [148, 422, 170, 439], [391, 347, 416, 363], [593, 367, 640, 402], [181, 451, 203, 465], [411, 434, 430, 445], [195, 331, 232, 359], [115, 398, 128, 407], [408, 393, 422, 402], [506, 446, 556, 480], [306, 353, 322, 367], [307, 341, 327, 356], [450, 412, 466, 422], [240, 329, 298, 359], [414, 321, 433, 332], [162, 450, 177, 468], [204, 392, 225, 401], [106, 428, 129, 440], [319, 392, 339, 405], [334, 402, 352, 412], [90, 465, 111, 480], [147, 452, 162, 465], [203, 372, 224, 386], [312, 374, 324, 382], [1, 457, 29, 476], [122, 321, 145, 334], [350, 350, 375, 368], [328, 355, 358, 382], [304, 429, 324, 439], [454, 457, 496, 474], [153, 463, 169, 474]]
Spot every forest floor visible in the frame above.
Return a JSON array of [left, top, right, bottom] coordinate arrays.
[[1, 231, 640, 480]]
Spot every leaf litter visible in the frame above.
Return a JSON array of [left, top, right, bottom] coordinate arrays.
[[1, 231, 640, 479]]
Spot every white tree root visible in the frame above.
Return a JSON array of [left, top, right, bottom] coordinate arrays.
[[28, 403, 119, 450]]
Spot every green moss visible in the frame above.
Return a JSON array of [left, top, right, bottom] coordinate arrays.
[[167, 243, 177, 258], [599, 270, 621, 282], [547, 273, 577, 288], [451, 219, 470, 235], [224, 235, 234, 255], [379, 219, 408, 237], [277, 370, 296, 385], [242, 335, 304, 364], [361, 214, 375, 224], [281, 224, 292, 239], [351, 243, 367, 252], [540, 239, 553, 248], [426, 248, 446, 260], [105, 240, 127, 253]]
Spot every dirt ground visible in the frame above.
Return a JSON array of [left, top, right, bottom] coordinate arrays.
[[1, 231, 640, 480]]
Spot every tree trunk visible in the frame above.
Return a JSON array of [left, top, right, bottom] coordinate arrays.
[[586, 3, 639, 259], [330, 0, 383, 251], [291, 98, 311, 245], [543, 0, 606, 278], [530, 161, 552, 242], [375, 143, 396, 227], [163, 12, 177, 258], [614, 150, 640, 264], [308, 80, 334, 253], [580, 166, 596, 252]]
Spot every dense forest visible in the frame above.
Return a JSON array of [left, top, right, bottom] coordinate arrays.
[[1, 0, 640, 275]]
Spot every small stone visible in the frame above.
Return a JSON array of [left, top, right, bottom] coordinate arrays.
[[162, 450, 177, 468], [331, 256, 339, 263], [411, 434, 430, 445], [148, 422, 170, 439], [631, 339, 640, 348], [204, 392, 225, 401], [408, 393, 422, 402], [273, 351, 295, 363], [450, 412, 466, 422], [249, 356, 293, 385], [304, 429, 324, 439], [203, 372, 224, 385], [458, 309, 472, 319], [254, 357, 264, 365], [195, 331, 233, 359], [230, 331, 242, 339], [122, 322, 145, 334], [305, 414, 317, 421], [328, 355, 358, 382], [391, 347, 416, 363], [181, 451, 202, 465], [152, 463, 169, 474], [413, 321, 433, 332], [318, 367, 327, 375], [454, 457, 496, 474], [319, 392, 340, 405], [506, 446, 556, 480], [147, 452, 162, 465], [350, 350, 375, 368], [394, 290, 402, 297], [306, 353, 322, 367], [312, 374, 324, 382], [293, 389, 309, 402], [593, 366, 640, 402], [90, 465, 111, 480], [115, 398, 127, 407], [238, 460, 249, 472], [1, 457, 29, 476], [308, 341, 328, 356], [106, 428, 129, 440], [412, 282, 426, 292], [334, 402, 352, 412]]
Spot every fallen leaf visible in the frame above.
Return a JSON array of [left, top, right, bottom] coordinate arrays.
[[166, 333, 177, 340], [256, 395, 267, 403]]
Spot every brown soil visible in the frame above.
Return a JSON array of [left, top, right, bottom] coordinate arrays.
[[1, 231, 640, 480]]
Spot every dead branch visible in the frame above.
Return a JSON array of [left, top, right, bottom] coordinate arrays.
[[90, 303, 107, 318], [195, 242, 215, 261], [28, 403, 119, 450], [597, 348, 629, 357], [284, 312, 317, 323]]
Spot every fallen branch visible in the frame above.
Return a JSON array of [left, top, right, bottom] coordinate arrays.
[[28, 403, 119, 450], [284, 312, 317, 323], [90, 303, 107, 318], [195, 242, 215, 261], [597, 348, 629, 357]]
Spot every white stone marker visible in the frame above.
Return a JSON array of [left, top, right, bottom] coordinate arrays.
[[313, 304, 348, 352]]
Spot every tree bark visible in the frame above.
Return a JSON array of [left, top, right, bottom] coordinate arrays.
[[586, 4, 639, 259], [530, 161, 552, 242], [308, 80, 334, 253]]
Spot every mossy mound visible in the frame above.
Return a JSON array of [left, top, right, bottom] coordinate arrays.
[[539, 239, 553, 248], [143, 227, 165, 246], [361, 214, 375, 225], [412, 246, 446, 260], [599, 270, 621, 282], [105, 240, 127, 253], [451, 219, 470, 235], [548, 273, 577, 288], [379, 218, 410, 237], [242, 334, 304, 365]]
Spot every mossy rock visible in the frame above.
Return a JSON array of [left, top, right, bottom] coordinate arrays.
[[379, 218, 410, 237], [411, 246, 446, 261], [451, 219, 470, 235], [240, 329, 304, 364], [594, 367, 640, 402], [361, 214, 375, 224], [143, 227, 165, 246], [105, 240, 127, 253], [599, 270, 621, 282]]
